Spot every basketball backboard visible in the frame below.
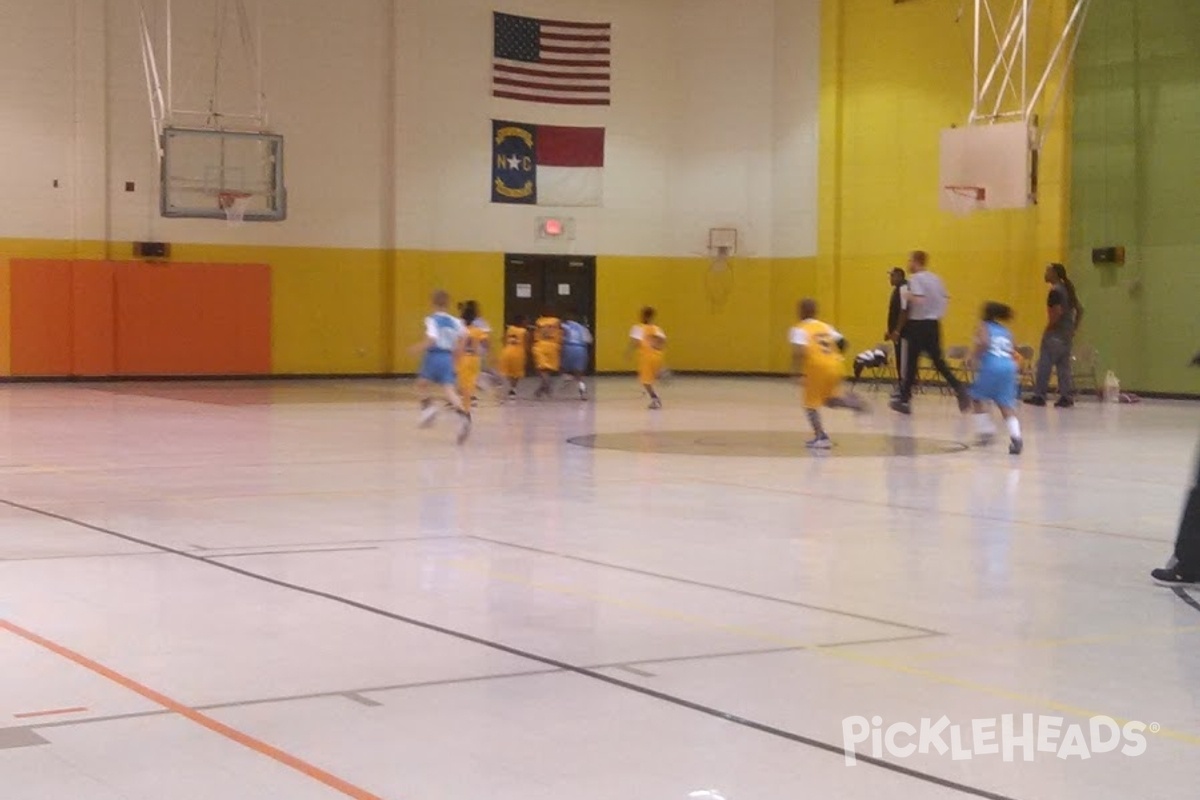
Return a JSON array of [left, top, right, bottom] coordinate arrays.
[[938, 121, 1035, 213], [160, 127, 286, 221]]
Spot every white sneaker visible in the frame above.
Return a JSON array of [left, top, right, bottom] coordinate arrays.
[[456, 413, 472, 445], [418, 403, 439, 428], [806, 435, 833, 450]]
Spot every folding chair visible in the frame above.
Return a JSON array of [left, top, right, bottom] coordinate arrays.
[[865, 342, 894, 392], [1071, 344, 1100, 399], [1016, 345, 1036, 391], [945, 345, 974, 391]]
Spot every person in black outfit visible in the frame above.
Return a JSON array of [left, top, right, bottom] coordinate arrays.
[[885, 267, 907, 395], [1151, 351, 1200, 586], [889, 251, 970, 414]]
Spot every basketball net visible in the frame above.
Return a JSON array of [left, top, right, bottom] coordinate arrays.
[[706, 246, 733, 311], [710, 245, 731, 273], [218, 191, 253, 225], [943, 185, 985, 217]]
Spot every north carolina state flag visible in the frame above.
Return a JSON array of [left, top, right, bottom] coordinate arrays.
[[492, 119, 605, 207]]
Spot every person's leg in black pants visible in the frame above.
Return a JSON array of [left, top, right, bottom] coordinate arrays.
[[1154, 443, 1200, 585], [922, 321, 966, 399], [896, 329, 921, 404], [893, 320, 967, 412]]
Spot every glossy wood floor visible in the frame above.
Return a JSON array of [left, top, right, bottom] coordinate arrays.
[[2, 377, 1197, 800]]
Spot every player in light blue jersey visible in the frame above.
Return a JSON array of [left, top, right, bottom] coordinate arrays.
[[969, 302, 1022, 455], [559, 311, 594, 400], [411, 289, 471, 444]]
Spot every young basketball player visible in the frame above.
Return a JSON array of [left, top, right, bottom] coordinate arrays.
[[411, 289, 471, 444], [499, 314, 529, 399], [628, 307, 667, 409], [789, 298, 868, 449], [532, 308, 563, 399], [970, 302, 1023, 454], [457, 300, 491, 407], [560, 311, 594, 400]]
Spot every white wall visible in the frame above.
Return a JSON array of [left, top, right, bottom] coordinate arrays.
[[0, 0, 820, 257], [0, 0, 105, 242], [395, 0, 821, 258], [104, 0, 393, 249]]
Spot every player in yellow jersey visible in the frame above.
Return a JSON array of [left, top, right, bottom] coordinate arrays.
[[499, 314, 530, 399], [628, 306, 667, 409], [790, 298, 868, 449], [532, 308, 563, 399], [456, 301, 491, 406]]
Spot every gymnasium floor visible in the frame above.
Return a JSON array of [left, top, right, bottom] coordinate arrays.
[[2, 376, 1197, 800]]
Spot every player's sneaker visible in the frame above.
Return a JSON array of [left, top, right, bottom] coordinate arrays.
[[1023, 395, 1047, 407], [1151, 567, 1199, 586], [847, 394, 871, 414], [1054, 396, 1075, 408], [1008, 437, 1023, 455], [806, 434, 833, 450], [648, 397, 662, 410], [889, 399, 912, 415], [456, 412, 472, 445], [418, 400, 438, 428]]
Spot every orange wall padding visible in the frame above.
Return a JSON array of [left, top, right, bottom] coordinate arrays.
[[8, 259, 271, 377], [10, 260, 76, 377], [114, 262, 271, 375], [72, 260, 116, 375]]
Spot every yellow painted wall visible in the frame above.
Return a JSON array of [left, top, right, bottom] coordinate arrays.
[[0, 241, 817, 377], [391, 251, 505, 374], [595, 257, 817, 374], [819, 0, 1072, 356], [162, 243, 392, 375]]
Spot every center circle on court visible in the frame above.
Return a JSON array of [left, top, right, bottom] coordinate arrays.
[[567, 431, 968, 458]]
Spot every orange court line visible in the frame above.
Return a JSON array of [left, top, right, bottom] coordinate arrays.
[[14, 706, 88, 719], [0, 619, 385, 800]]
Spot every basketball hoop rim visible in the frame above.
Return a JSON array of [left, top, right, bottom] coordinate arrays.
[[943, 184, 986, 201], [217, 190, 253, 209]]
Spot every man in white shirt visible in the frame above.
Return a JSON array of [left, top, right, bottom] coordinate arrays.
[[888, 251, 969, 415]]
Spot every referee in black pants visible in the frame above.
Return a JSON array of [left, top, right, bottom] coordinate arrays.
[[889, 250, 970, 415], [1151, 351, 1200, 586]]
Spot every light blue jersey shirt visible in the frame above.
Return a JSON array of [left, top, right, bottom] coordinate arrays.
[[561, 320, 593, 348], [425, 312, 465, 352]]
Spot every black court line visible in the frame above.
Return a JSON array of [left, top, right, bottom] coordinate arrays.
[[29, 637, 943, 733], [0, 498, 1016, 800], [1172, 588, 1200, 614], [28, 669, 565, 731], [605, 633, 940, 670], [468, 535, 942, 636]]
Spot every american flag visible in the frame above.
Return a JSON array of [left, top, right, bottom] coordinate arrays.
[[492, 12, 611, 106]]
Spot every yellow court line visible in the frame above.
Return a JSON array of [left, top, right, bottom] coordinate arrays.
[[450, 558, 1200, 747], [907, 624, 1200, 662]]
